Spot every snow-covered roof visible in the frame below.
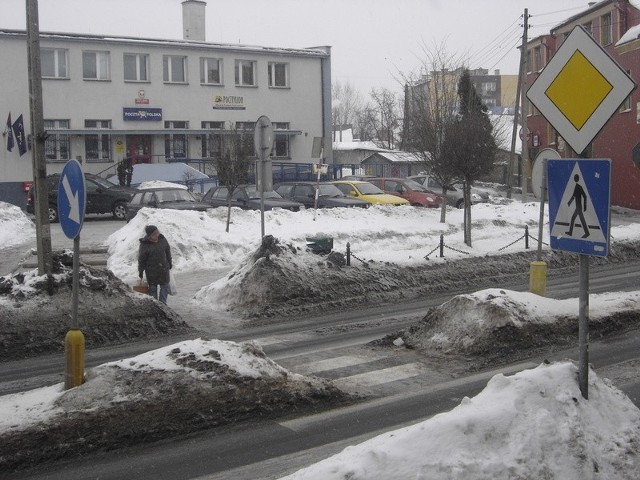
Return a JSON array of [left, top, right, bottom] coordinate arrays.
[[617, 23, 640, 46], [0, 29, 329, 58], [333, 141, 386, 152], [364, 151, 423, 163]]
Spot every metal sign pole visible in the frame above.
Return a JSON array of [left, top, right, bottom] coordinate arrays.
[[72, 235, 80, 329], [259, 126, 265, 239], [579, 254, 589, 399]]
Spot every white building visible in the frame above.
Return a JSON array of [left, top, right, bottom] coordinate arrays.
[[0, 0, 332, 207]]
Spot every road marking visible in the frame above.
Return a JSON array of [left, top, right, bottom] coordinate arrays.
[[294, 354, 390, 374], [252, 332, 314, 347], [280, 361, 539, 433], [333, 362, 424, 389]]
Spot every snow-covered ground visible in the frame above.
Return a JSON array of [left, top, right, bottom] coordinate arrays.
[[2, 198, 640, 477]]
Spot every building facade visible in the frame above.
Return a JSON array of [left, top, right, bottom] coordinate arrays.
[[0, 1, 332, 207], [525, 0, 640, 208]]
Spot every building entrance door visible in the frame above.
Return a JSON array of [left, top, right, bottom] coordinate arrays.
[[126, 135, 152, 164]]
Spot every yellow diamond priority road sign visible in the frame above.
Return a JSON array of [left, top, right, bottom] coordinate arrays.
[[526, 26, 636, 154]]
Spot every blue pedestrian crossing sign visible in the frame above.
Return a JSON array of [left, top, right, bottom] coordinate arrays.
[[548, 159, 611, 257], [57, 159, 87, 239]]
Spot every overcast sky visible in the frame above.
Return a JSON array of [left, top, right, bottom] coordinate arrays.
[[3, 0, 593, 96]]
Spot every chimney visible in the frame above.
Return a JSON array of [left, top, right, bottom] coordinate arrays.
[[182, 0, 206, 41]]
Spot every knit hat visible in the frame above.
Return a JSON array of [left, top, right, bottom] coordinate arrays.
[[145, 225, 158, 236]]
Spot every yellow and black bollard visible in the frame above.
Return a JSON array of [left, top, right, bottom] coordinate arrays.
[[65, 329, 85, 389]]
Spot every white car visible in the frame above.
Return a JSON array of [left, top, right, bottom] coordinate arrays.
[[408, 175, 489, 208]]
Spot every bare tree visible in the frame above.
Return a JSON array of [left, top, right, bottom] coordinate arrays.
[[365, 88, 402, 149], [401, 42, 466, 222], [332, 81, 363, 141], [214, 124, 253, 232]]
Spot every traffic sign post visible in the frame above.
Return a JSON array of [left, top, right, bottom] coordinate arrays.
[[526, 24, 630, 400], [254, 116, 273, 239], [548, 158, 611, 400], [57, 159, 87, 389]]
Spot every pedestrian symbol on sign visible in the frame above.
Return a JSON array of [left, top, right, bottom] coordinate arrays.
[[566, 174, 589, 238]]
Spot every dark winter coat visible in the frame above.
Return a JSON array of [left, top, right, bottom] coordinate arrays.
[[138, 234, 172, 285]]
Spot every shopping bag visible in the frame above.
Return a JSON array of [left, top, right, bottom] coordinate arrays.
[[133, 280, 149, 295], [168, 272, 177, 295]]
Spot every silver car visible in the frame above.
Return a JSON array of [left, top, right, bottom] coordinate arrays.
[[408, 175, 488, 208]]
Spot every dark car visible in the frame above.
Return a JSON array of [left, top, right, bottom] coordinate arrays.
[[368, 177, 442, 208], [274, 182, 369, 209], [26, 173, 137, 222], [202, 185, 304, 211], [124, 186, 212, 221]]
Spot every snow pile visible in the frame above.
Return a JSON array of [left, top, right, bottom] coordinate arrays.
[[402, 288, 640, 355], [281, 361, 640, 480], [0, 201, 34, 248], [0, 338, 347, 470]]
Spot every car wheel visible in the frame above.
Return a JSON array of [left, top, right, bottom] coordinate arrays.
[[113, 201, 127, 220], [48, 205, 59, 223], [455, 199, 465, 209]]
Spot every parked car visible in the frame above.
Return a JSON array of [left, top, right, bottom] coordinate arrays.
[[368, 177, 442, 208], [408, 175, 488, 208], [26, 173, 137, 222], [125, 185, 212, 221], [202, 185, 304, 211], [330, 180, 410, 206], [274, 182, 369, 209]]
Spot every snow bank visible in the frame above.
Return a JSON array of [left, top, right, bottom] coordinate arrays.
[[281, 361, 640, 480]]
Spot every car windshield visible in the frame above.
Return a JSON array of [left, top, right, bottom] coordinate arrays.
[[244, 185, 283, 199], [155, 189, 196, 203], [356, 182, 384, 195], [88, 175, 117, 189], [318, 184, 345, 197], [403, 179, 429, 192]]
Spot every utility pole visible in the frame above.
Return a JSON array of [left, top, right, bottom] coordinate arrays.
[[26, 0, 53, 277], [520, 9, 530, 202], [507, 9, 529, 200]]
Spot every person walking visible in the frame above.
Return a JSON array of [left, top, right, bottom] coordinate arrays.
[[138, 225, 172, 304]]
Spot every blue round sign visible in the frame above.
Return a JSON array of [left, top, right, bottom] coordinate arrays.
[[57, 159, 87, 239]]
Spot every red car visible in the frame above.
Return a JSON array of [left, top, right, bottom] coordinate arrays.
[[368, 177, 442, 208]]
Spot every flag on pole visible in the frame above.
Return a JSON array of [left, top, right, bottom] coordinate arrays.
[[5, 113, 14, 152], [12, 114, 27, 156]]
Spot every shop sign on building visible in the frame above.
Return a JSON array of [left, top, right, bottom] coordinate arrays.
[[123, 108, 163, 121], [212, 95, 245, 110]]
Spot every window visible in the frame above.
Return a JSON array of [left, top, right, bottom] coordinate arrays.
[[83, 51, 110, 80], [620, 70, 632, 112], [273, 122, 290, 158], [84, 120, 111, 162], [201, 121, 224, 158], [163, 56, 187, 83], [124, 53, 149, 82], [268, 62, 289, 88], [235, 60, 256, 86], [200, 57, 222, 85], [165, 121, 188, 158], [481, 82, 496, 94], [601, 13, 612, 45], [41, 48, 68, 78], [44, 120, 70, 162], [583, 22, 592, 36], [533, 46, 542, 72]]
